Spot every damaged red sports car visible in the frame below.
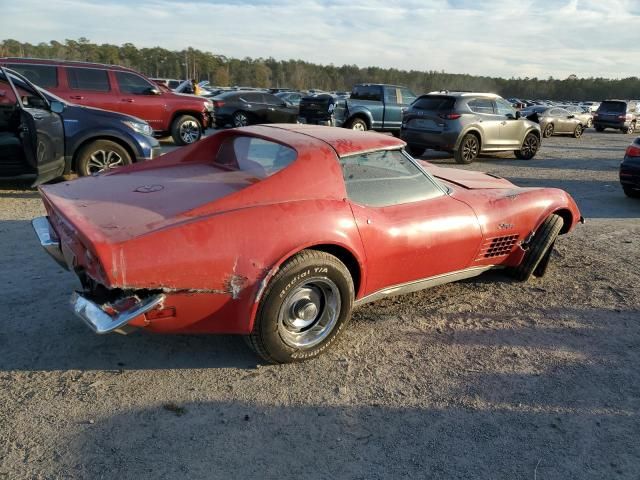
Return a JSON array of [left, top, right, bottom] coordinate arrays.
[[33, 124, 582, 363]]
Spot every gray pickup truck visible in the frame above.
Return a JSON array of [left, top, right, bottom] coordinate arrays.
[[298, 84, 417, 135]]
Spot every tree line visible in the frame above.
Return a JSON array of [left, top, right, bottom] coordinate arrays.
[[2, 38, 638, 101]]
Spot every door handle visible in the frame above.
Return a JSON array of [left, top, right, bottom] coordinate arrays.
[[69, 95, 84, 100], [32, 115, 43, 120], [122, 98, 135, 103]]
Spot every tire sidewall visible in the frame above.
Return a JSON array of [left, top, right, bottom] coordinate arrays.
[[349, 118, 367, 131], [256, 255, 354, 363], [171, 115, 201, 145], [77, 140, 132, 176]]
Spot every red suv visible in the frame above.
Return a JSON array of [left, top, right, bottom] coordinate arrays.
[[0, 58, 213, 145]]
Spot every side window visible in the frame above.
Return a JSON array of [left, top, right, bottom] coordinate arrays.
[[384, 87, 399, 104], [66, 67, 110, 92], [352, 86, 381, 101], [215, 136, 297, 179], [399, 88, 416, 105], [468, 98, 495, 114], [495, 98, 515, 116], [264, 93, 282, 106], [7, 64, 58, 88], [115, 71, 155, 94], [549, 108, 562, 116], [340, 150, 443, 207], [239, 92, 263, 103]]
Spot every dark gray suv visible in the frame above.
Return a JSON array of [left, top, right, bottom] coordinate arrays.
[[594, 100, 637, 134], [400, 92, 541, 164]]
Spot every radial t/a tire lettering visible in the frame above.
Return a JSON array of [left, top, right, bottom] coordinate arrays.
[[247, 250, 354, 364], [511, 214, 564, 282]]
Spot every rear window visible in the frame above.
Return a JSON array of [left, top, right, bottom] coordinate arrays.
[[598, 101, 626, 113], [6, 64, 58, 88], [66, 67, 110, 92], [215, 136, 297, 179], [411, 96, 455, 111]]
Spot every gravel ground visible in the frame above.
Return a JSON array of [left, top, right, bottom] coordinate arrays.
[[0, 130, 639, 479]]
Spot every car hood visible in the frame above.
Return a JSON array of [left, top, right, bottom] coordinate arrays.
[[61, 103, 146, 124], [420, 162, 517, 189]]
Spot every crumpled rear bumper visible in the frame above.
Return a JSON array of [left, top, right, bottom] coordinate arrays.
[[70, 292, 166, 335]]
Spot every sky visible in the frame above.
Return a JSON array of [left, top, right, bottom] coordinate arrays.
[[4, 0, 640, 79]]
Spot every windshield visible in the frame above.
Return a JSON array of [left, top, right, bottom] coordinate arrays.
[[215, 136, 297, 179]]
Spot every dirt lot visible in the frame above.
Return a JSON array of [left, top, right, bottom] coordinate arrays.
[[1, 130, 639, 479]]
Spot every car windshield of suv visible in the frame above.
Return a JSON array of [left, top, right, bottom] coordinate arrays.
[[599, 102, 626, 113], [215, 136, 297, 179], [412, 96, 455, 111]]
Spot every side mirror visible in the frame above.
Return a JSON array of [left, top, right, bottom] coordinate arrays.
[[147, 87, 161, 95], [506, 113, 515, 120], [568, 114, 575, 119], [50, 101, 65, 114]]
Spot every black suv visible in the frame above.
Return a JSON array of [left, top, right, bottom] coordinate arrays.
[[400, 92, 541, 164], [594, 100, 638, 134]]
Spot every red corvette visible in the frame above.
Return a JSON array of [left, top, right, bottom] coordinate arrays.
[[33, 125, 582, 363]]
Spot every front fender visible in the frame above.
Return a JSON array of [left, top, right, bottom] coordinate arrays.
[[345, 106, 374, 129]]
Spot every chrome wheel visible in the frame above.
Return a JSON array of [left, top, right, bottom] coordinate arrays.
[[461, 136, 479, 162], [350, 120, 366, 131], [277, 277, 341, 349], [233, 112, 249, 127], [179, 120, 200, 144], [87, 150, 124, 174], [574, 125, 583, 138]]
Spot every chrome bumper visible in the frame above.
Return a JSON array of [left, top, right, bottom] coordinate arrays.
[[70, 292, 166, 335], [32, 216, 69, 270]]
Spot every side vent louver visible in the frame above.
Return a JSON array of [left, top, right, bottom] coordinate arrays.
[[476, 235, 519, 260]]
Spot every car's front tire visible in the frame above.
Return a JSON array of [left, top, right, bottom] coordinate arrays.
[[623, 186, 640, 198], [232, 111, 251, 128], [514, 132, 540, 160], [543, 123, 554, 138], [247, 250, 354, 364], [76, 140, 132, 176], [347, 118, 368, 131], [573, 125, 583, 138], [454, 133, 480, 164], [511, 214, 564, 281], [171, 115, 202, 145]]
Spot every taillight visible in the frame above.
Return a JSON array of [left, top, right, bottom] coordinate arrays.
[[438, 113, 461, 120], [618, 114, 626, 120], [625, 144, 640, 157], [213, 101, 225, 108]]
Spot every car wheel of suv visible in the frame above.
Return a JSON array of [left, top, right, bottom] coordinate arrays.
[[406, 145, 426, 157], [347, 118, 368, 131], [232, 111, 250, 128], [76, 140, 132, 177], [171, 115, 202, 145], [454, 133, 480, 164], [573, 125, 583, 138], [514, 132, 539, 160], [543, 123, 554, 138], [511, 214, 564, 282], [246, 249, 354, 364], [625, 122, 636, 134], [623, 186, 640, 198]]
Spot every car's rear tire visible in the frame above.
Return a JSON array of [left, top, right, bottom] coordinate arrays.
[[624, 122, 636, 134], [76, 140, 132, 177], [232, 111, 250, 128], [171, 115, 202, 145], [623, 186, 640, 198], [454, 133, 480, 164], [511, 214, 564, 282], [573, 124, 583, 138], [514, 132, 540, 160], [543, 123, 554, 138], [247, 250, 354, 364], [347, 118, 368, 131], [406, 145, 426, 157]]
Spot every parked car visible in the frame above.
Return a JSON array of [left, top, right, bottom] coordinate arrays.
[[212, 90, 298, 127], [525, 106, 586, 138], [151, 78, 182, 90], [0, 58, 213, 145], [508, 98, 527, 109], [620, 136, 640, 198], [400, 92, 541, 163], [593, 100, 638, 134], [298, 83, 416, 135], [580, 101, 600, 112], [32, 124, 581, 363], [0, 67, 160, 184]]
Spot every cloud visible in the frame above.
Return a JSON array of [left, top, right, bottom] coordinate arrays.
[[3, 0, 639, 79]]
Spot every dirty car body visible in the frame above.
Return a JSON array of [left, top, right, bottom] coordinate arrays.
[[33, 124, 582, 362]]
